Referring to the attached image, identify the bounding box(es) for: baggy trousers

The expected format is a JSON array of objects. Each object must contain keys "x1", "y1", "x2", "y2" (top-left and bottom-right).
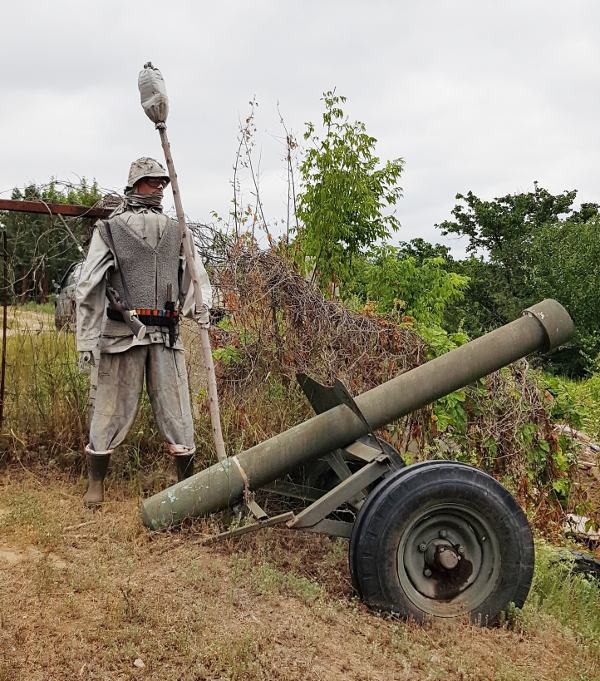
[{"x1": 87, "y1": 344, "x2": 195, "y2": 456}]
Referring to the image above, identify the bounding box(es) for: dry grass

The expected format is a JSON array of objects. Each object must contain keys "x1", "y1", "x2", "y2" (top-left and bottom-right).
[
  {"x1": 0, "y1": 470, "x2": 598, "y2": 681},
  {"x1": 1, "y1": 306, "x2": 53, "y2": 335}
]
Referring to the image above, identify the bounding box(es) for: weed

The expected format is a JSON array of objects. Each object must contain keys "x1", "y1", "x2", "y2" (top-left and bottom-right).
[
  {"x1": 522, "y1": 541, "x2": 600, "y2": 652},
  {"x1": 0, "y1": 488, "x2": 61, "y2": 546},
  {"x1": 231, "y1": 554, "x2": 325, "y2": 604},
  {"x1": 200, "y1": 634, "x2": 265, "y2": 681}
]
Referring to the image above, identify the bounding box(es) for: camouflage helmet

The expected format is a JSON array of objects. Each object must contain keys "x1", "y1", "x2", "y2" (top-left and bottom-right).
[{"x1": 125, "y1": 157, "x2": 170, "y2": 193}]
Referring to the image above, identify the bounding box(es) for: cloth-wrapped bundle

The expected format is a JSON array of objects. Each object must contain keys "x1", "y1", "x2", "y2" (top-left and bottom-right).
[{"x1": 138, "y1": 62, "x2": 169, "y2": 124}]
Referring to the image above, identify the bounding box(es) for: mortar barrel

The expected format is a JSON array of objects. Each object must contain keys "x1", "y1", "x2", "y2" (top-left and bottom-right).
[{"x1": 141, "y1": 299, "x2": 573, "y2": 530}]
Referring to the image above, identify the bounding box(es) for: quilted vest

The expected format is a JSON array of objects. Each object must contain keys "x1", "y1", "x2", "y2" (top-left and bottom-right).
[{"x1": 98, "y1": 212, "x2": 182, "y2": 310}]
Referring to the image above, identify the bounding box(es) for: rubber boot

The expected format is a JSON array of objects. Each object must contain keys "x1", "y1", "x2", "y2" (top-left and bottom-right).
[
  {"x1": 83, "y1": 453, "x2": 110, "y2": 507},
  {"x1": 175, "y1": 455, "x2": 194, "y2": 482}
]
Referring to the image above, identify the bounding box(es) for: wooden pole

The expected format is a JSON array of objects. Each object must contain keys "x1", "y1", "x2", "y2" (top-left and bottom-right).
[{"x1": 156, "y1": 123, "x2": 227, "y2": 462}]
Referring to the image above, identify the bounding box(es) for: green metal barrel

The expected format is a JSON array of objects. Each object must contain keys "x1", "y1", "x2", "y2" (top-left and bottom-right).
[{"x1": 141, "y1": 299, "x2": 573, "y2": 530}]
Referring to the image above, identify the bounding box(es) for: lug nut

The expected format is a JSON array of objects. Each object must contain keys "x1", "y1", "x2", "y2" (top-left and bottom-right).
[
  {"x1": 457, "y1": 546, "x2": 465, "y2": 555},
  {"x1": 424, "y1": 568, "x2": 432, "y2": 577},
  {"x1": 418, "y1": 543, "x2": 427, "y2": 552},
  {"x1": 439, "y1": 529, "x2": 447, "y2": 539}
]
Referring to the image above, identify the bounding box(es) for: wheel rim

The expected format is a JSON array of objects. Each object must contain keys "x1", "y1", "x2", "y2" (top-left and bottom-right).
[{"x1": 396, "y1": 502, "x2": 501, "y2": 617}]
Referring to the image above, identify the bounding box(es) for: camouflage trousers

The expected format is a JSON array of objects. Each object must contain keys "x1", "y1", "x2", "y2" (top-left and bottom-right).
[{"x1": 86, "y1": 344, "x2": 195, "y2": 456}]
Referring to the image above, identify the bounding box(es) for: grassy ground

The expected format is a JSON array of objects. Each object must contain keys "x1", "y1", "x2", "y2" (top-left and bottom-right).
[
  {"x1": 0, "y1": 470, "x2": 598, "y2": 681},
  {"x1": 2, "y1": 305, "x2": 599, "y2": 679}
]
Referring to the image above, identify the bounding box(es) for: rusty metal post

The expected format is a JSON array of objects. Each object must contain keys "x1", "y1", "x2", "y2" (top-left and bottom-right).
[{"x1": 0, "y1": 230, "x2": 8, "y2": 429}]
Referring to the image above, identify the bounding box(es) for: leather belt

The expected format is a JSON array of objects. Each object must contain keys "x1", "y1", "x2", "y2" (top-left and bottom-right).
[{"x1": 106, "y1": 307, "x2": 180, "y2": 327}]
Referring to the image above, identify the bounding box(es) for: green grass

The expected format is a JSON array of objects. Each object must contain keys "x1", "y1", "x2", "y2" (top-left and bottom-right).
[
  {"x1": 575, "y1": 374, "x2": 600, "y2": 440},
  {"x1": 18, "y1": 300, "x2": 55, "y2": 315},
  {"x1": 519, "y1": 541, "x2": 600, "y2": 653},
  {"x1": 0, "y1": 329, "x2": 88, "y2": 461},
  {"x1": 231, "y1": 554, "x2": 326, "y2": 605}
]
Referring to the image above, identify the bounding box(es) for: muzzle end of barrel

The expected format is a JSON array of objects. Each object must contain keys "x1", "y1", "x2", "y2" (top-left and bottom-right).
[
  {"x1": 523, "y1": 299, "x2": 575, "y2": 351},
  {"x1": 140, "y1": 500, "x2": 159, "y2": 530}
]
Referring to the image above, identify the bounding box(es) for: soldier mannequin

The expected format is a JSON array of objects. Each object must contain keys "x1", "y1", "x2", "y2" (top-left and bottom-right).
[{"x1": 76, "y1": 157, "x2": 212, "y2": 506}]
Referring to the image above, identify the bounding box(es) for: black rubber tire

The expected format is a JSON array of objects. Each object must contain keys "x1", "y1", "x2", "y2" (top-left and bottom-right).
[
  {"x1": 350, "y1": 462, "x2": 534, "y2": 625},
  {"x1": 349, "y1": 460, "x2": 473, "y2": 597}
]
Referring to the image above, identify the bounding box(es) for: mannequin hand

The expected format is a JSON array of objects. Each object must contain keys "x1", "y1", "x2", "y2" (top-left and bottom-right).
[
  {"x1": 78, "y1": 351, "x2": 95, "y2": 373},
  {"x1": 195, "y1": 304, "x2": 211, "y2": 329}
]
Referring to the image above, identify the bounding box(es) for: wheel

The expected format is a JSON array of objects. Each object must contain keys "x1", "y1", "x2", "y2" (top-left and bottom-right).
[
  {"x1": 349, "y1": 462, "x2": 534, "y2": 625},
  {"x1": 349, "y1": 460, "x2": 471, "y2": 597}
]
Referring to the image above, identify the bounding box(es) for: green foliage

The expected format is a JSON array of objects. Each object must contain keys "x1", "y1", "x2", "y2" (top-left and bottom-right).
[
  {"x1": 212, "y1": 345, "x2": 242, "y2": 366},
  {"x1": 414, "y1": 322, "x2": 469, "y2": 357},
  {"x1": 352, "y1": 245, "x2": 469, "y2": 327},
  {"x1": 296, "y1": 91, "x2": 404, "y2": 291},
  {"x1": 1, "y1": 178, "x2": 101, "y2": 303},
  {"x1": 433, "y1": 389, "x2": 467, "y2": 433},
  {"x1": 395, "y1": 237, "x2": 452, "y2": 263},
  {"x1": 523, "y1": 542, "x2": 600, "y2": 653},
  {"x1": 438, "y1": 183, "x2": 600, "y2": 376},
  {"x1": 438, "y1": 183, "x2": 586, "y2": 259},
  {"x1": 517, "y1": 421, "x2": 561, "y2": 488},
  {"x1": 530, "y1": 216, "x2": 600, "y2": 375},
  {"x1": 542, "y1": 374, "x2": 588, "y2": 430},
  {"x1": 551, "y1": 370, "x2": 600, "y2": 441}
]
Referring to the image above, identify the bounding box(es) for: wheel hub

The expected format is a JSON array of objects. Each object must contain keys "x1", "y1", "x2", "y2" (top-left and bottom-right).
[
  {"x1": 429, "y1": 542, "x2": 460, "y2": 571},
  {"x1": 398, "y1": 507, "x2": 499, "y2": 616},
  {"x1": 416, "y1": 535, "x2": 473, "y2": 597}
]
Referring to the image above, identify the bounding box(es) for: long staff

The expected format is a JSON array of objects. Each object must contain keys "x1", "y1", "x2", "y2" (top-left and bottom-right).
[{"x1": 138, "y1": 63, "x2": 226, "y2": 462}]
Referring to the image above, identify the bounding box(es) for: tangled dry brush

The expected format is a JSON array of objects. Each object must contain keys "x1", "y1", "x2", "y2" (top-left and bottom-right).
[{"x1": 208, "y1": 244, "x2": 562, "y2": 516}]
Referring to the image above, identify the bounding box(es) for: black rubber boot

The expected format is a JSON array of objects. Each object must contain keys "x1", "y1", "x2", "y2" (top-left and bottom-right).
[
  {"x1": 175, "y1": 455, "x2": 194, "y2": 482},
  {"x1": 83, "y1": 453, "x2": 110, "y2": 507}
]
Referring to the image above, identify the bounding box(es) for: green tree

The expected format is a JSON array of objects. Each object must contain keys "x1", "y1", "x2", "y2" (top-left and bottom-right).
[
  {"x1": 437, "y1": 183, "x2": 599, "y2": 334},
  {"x1": 530, "y1": 216, "x2": 600, "y2": 375},
  {"x1": 1, "y1": 179, "x2": 101, "y2": 302},
  {"x1": 395, "y1": 237, "x2": 452, "y2": 264},
  {"x1": 296, "y1": 91, "x2": 404, "y2": 293},
  {"x1": 352, "y1": 245, "x2": 469, "y2": 328}
]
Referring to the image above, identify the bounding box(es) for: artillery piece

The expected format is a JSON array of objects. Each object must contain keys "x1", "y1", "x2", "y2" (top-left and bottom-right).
[{"x1": 142, "y1": 300, "x2": 574, "y2": 624}]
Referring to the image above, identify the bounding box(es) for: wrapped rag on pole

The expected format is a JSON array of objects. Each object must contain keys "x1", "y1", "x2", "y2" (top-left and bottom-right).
[{"x1": 138, "y1": 62, "x2": 226, "y2": 462}]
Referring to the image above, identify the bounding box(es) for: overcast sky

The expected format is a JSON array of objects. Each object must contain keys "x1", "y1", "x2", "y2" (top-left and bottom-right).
[{"x1": 2, "y1": 1, "x2": 599, "y2": 256}]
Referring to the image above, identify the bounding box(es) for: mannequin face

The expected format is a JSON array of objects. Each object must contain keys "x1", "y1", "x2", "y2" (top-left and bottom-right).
[{"x1": 135, "y1": 177, "x2": 167, "y2": 195}]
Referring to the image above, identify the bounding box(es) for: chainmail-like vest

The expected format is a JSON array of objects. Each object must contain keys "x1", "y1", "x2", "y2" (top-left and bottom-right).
[{"x1": 98, "y1": 213, "x2": 182, "y2": 310}]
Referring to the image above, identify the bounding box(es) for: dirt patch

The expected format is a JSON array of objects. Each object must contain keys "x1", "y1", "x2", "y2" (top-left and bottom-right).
[
  {"x1": 1, "y1": 307, "x2": 54, "y2": 336},
  {"x1": 0, "y1": 543, "x2": 67, "y2": 569},
  {"x1": 0, "y1": 470, "x2": 598, "y2": 681}
]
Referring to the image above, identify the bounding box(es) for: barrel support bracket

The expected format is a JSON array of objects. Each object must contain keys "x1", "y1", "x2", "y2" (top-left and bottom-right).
[{"x1": 296, "y1": 373, "x2": 386, "y2": 455}]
